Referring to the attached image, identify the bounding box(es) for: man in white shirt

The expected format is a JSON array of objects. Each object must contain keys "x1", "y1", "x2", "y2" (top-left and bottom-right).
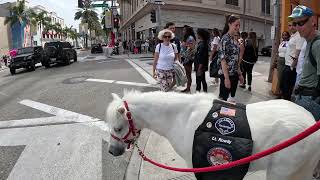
[
  {"x1": 281, "y1": 23, "x2": 305, "y2": 100},
  {"x1": 295, "y1": 41, "x2": 307, "y2": 86}
]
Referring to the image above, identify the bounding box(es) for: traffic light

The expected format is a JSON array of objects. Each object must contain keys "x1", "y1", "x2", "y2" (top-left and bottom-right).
[
  {"x1": 113, "y1": 17, "x2": 119, "y2": 29},
  {"x1": 150, "y1": 10, "x2": 156, "y2": 23},
  {"x1": 78, "y1": 0, "x2": 84, "y2": 8}
]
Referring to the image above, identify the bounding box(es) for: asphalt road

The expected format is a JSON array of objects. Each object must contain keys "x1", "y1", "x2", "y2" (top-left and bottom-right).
[{"x1": 0, "y1": 51, "x2": 156, "y2": 180}]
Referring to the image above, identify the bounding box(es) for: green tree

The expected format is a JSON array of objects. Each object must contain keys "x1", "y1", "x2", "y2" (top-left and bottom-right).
[
  {"x1": 4, "y1": 0, "x2": 33, "y2": 27},
  {"x1": 74, "y1": 0, "x2": 100, "y2": 45},
  {"x1": 29, "y1": 11, "x2": 51, "y2": 46}
]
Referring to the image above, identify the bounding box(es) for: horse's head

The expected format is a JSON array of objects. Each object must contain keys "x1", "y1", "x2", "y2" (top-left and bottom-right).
[{"x1": 106, "y1": 93, "x2": 140, "y2": 156}]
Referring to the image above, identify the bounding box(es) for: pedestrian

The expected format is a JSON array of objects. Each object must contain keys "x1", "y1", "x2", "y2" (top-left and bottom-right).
[
  {"x1": 217, "y1": 14, "x2": 244, "y2": 102},
  {"x1": 239, "y1": 32, "x2": 258, "y2": 91},
  {"x1": 180, "y1": 25, "x2": 196, "y2": 93},
  {"x1": 281, "y1": 20, "x2": 305, "y2": 101},
  {"x1": 165, "y1": 22, "x2": 181, "y2": 57},
  {"x1": 289, "y1": 5, "x2": 320, "y2": 122},
  {"x1": 274, "y1": 31, "x2": 291, "y2": 98},
  {"x1": 194, "y1": 28, "x2": 210, "y2": 93},
  {"x1": 209, "y1": 28, "x2": 221, "y2": 86},
  {"x1": 153, "y1": 29, "x2": 179, "y2": 92},
  {"x1": 144, "y1": 40, "x2": 149, "y2": 54}
]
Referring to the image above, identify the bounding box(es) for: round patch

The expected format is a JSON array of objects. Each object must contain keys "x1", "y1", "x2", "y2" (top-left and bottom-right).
[
  {"x1": 206, "y1": 122, "x2": 212, "y2": 128},
  {"x1": 212, "y1": 112, "x2": 219, "y2": 118},
  {"x1": 207, "y1": 147, "x2": 232, "y2": 166},
  {"x1": 215, "y1": 117, "x2": 236, "y2": 135}
]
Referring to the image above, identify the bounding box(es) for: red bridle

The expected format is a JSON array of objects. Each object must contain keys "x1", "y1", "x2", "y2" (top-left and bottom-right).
[{"x1": 110, "y1": 101, "x2": 141, "y2": 149}]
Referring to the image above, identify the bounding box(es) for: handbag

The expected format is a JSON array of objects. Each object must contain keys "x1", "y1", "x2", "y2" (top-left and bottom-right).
[{"x1": 209, "y1": 51, "x2": 219, "y2": 78}]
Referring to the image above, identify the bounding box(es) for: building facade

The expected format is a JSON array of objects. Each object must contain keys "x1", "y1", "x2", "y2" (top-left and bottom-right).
[
  {"x1": 31, "y1": 5, "x2": 65, "y2": 47},
  {"x1": 0, "y1": 2, "x2": 13, "y2": 55},
  {"x1": 118, "y1": 0, "x2": 274, "y2": 49}
]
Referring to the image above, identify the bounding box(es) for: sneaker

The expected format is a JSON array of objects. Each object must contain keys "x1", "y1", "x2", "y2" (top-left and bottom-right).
[
  {"x1": 180, "y1": 89, "x2": 190, "y2": 93},
  {"x1": 239, "y1": 84, "x2": 246, "y2": 88},
  {"x1": 248, "y1": 86, "x2": 251, "y2": 91}
]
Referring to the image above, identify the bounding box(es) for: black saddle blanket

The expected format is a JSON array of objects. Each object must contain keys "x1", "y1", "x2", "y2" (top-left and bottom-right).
[{"x1": 192, "y1": 100, "x2": 253, "y2": 180}]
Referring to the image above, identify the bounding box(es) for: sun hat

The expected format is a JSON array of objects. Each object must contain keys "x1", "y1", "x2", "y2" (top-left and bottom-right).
[{"x1": 288, "y1": 5, "x2": 313, "y2": 19}]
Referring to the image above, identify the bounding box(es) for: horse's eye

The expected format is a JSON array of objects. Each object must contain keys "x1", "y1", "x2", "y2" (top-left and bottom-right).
[{"x1": 114, "y1": 127, "x2": 122, "y2": 133}]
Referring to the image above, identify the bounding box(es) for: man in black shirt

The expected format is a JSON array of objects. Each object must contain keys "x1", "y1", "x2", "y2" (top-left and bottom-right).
[{"x1": 164, "y1": 22, "x2": 181, "y2": 55}]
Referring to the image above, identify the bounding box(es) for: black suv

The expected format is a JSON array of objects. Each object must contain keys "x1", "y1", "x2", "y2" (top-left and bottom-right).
[
  {"x1": 9, "y1": 46, "x2": 43, "y2": 75},
  {"x1": 42, "y1": 41, "x2": 77, "y2": 67},
  {"x1": 91, "y1": 44, "x2": 103, "y2": 54}
]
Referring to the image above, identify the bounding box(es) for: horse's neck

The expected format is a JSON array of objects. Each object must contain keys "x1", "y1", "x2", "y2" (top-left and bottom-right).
[{"x1": 125, "y1": 92, "x2": 214, "y2": 151}]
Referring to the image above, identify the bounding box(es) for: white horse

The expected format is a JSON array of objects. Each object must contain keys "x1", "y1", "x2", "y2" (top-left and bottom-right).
[{"x1": 106, "y1": 91, "x2": 320, "y2": 180}]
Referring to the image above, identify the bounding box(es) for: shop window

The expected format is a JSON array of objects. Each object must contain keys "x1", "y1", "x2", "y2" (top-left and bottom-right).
[{"x1": 226, "y1": 0, "x2": 238, "y2": 6}]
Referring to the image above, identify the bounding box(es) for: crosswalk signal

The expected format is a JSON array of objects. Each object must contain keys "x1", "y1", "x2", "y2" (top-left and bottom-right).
[
  {"x1": 78, "y1": 0, "x2": 84, "y2": 8},
  {"x1": 150, "y1": 10, "x2": 156, "y2": 23}
]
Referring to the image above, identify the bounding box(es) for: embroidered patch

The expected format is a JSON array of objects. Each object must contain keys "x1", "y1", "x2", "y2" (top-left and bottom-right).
[
  {"x1": 220, "y1": 107, "x2": 236, "y2": 117},
  {"x1": 215, "y1": 117, "x2": 236, "y2": 135},
  {"x1": 212, "y1": 112, "x2": 219, "y2": 118},
  {"x1": 206, "y1": 122, "x2": 212, "y2": 128},
  {"x1": 207, "y1": 147, "x2": 233, "y2": 166}
]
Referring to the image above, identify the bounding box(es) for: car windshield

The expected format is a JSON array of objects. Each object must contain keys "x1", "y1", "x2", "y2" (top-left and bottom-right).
[{"x1": 17, "y1": 47, "x2": 33, "y2": 55}]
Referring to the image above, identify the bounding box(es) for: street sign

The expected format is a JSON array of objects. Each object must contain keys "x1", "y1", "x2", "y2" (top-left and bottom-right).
[
  {"x1": 92, "y1": 4, "x2": 109, "y2": 8},
  {"x1": 105, "y1": 11, "x2": 112, "y2": 28}
]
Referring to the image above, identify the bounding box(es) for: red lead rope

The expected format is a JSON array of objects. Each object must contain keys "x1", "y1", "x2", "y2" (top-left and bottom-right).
[{"x1": 136, "y1": 120, "x2": 320, "y2": 173}]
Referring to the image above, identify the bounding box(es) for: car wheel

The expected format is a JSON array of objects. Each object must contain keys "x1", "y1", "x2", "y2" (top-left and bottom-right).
[
  {"x1": 10, "y1": 67, "x2": 16, "y2": 75},
  {"x1": 74, "y1": 53, "x2": 77, "y2": 62},
  {"x1": 65, "y1": 55, "x2": 71, "y2": 65},
  {"x1": 30, "y1": 61, "x2": 36, "y2": 71}
]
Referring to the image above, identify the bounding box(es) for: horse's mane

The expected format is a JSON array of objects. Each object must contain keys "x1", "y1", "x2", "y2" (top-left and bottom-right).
[{"x1": 122, "y1": 90, "x2": 216, "y2": 105}]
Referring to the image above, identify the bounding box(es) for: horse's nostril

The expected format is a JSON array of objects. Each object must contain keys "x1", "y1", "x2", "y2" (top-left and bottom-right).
[{"x1": 109, "y1": 150, "x2": 114, "y2": 155}]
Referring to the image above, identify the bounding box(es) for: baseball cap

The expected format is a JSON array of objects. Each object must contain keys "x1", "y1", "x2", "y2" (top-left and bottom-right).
[{"x1": 288, "y1": 5, "x2": 313, "y2": 19}]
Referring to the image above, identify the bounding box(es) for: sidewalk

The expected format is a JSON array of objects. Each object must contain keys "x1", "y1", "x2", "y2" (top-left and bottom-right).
[{"x1": 121, "y1": 53, "x2": 276, "y2": 180}]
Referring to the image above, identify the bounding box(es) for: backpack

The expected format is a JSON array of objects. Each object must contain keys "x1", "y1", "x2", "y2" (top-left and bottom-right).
[
  {"x1": 309, "y1": 36, "x2": 320, "y2": 68},
  {"x1": 158, "y1": 43, "x2": 175, "y2": 53}
]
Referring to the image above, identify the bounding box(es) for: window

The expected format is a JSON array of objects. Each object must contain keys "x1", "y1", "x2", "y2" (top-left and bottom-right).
[
  {"x1": 226, "y1": 0, "x2": 238, "y2": 6},
  {"x1": 262, "y1": 0, "x2": 270, "y2": 15}
]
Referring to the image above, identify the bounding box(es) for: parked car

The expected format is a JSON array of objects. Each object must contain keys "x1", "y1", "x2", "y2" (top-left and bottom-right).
[
  {"x1": 9, "y1": 46, "x2": 43, "y2": 75},
  {"x1": 261, "y1": 46, "x2": 272, "y2": 56},
  {"x1": 91, "y1": 44, "x2": 103, "y2": 54},
  {"x1": 42, "y1": 41, "x2": 77, "y2": 67}
]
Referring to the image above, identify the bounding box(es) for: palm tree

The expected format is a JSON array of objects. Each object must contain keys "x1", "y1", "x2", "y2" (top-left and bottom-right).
[
  {"x1": 74, "y1": 0, "x2": 100, "y2": 46},
  {"x1": 30, "y1": 11, "x2": 51, "y2": 46},
  {"x1": 4, "y1": 0, "x2": 34, "y2": 48}
]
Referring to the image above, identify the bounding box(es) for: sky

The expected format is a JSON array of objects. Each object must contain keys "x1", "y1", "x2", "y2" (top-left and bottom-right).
[{"x1": 0, "y1": 0, "x2": 108, "y2": 29}]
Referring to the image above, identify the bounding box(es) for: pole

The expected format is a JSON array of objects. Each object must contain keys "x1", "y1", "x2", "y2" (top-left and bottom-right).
[
  {"x1": 242, "y1": 0, "x2": 246, "y2": 31},
  {"x1": 268, "y1": 0, "x2": 280, "y2": 82},
  {"x1": 156, "y1": 4, "x2": 161, "y2": 34}
]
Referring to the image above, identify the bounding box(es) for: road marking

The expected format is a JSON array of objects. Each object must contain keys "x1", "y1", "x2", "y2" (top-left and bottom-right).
[
  {"x1": 86, "y1": 78, "x2": 115, "y2": 83},
  {"x1": 97, "y1": 60, "x2": 121, "y2": 63},
  {"x1": 125, "y1": 59, "x2": 157, "y2": 84},
  {"x1": 0, "y1": 99, "x2": 110, "y2": 133},
  {"x1": 86, "y1": 78, "x2": 156, "y2": 88}
]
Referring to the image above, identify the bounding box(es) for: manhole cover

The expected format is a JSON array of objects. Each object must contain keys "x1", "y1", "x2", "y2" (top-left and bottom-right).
[{"x1": 62, "y1": 76, "x2": 93, "y2": 84}]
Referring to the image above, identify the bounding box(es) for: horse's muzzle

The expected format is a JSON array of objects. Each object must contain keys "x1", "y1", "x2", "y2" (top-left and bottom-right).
[{"x1": 109, "y1": 145, "x2": 125, "y2": 156}]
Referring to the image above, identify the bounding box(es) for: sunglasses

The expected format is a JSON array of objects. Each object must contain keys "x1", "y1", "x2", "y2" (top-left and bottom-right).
[
  {"x1": 292, "y1": 18, "x2": 309, "y2": 27},
  {"x1": 163, "y1": 35, "x2": 171, "y2": 38}
]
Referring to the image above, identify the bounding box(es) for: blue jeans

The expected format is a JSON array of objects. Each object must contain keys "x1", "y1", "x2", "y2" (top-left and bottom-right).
[{"x1": 294, "y1": 95, "x2": 320, "y2": 121}]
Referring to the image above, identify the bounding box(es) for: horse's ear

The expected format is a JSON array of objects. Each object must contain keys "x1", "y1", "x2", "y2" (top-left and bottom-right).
[
  {"x1": 117, "y1": 107, "x2": 125, "y2": 114},
  {"x1": 111, "y1": 93, "x2": 121, "y2": 100}
]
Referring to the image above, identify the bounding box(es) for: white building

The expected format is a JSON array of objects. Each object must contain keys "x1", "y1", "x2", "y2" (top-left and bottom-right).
[
  {"x1": 31, "y1": 5, "x2": 65, "y2": 47},
  {"x1": 118, "y1": 0, "x2": 274, "y2": 49}
]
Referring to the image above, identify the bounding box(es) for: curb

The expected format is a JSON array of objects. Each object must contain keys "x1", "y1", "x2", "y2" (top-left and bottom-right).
[{"x1": 124, "y1": 129, "x2": 151, "y2": 180}]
